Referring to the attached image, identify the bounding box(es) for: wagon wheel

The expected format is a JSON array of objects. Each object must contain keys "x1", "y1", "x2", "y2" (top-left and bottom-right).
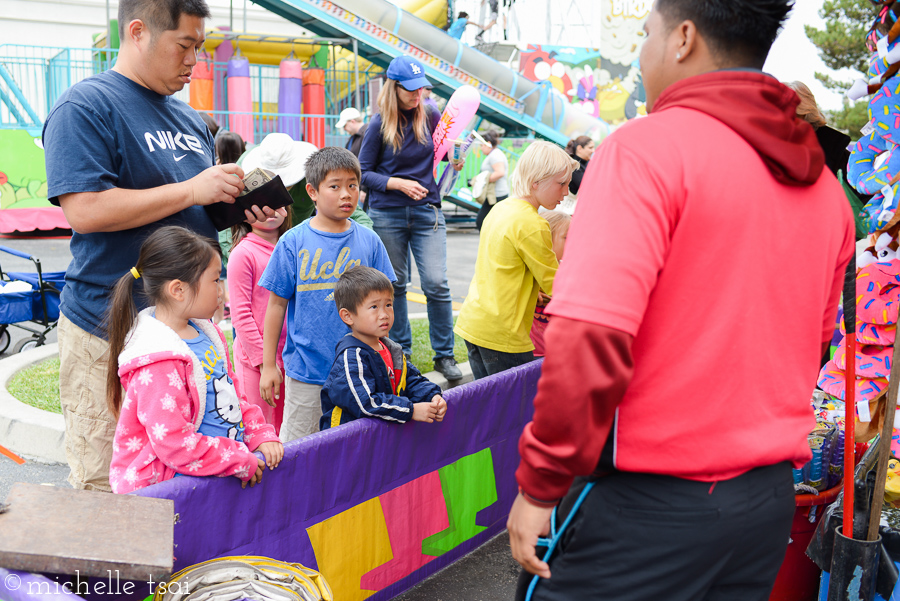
[
  {"x1": 0, "y1": 326, "x2": 9, "y2": 354},
  {"x1": 13, "y1": 337, "x2": 41, "y2": 354}
]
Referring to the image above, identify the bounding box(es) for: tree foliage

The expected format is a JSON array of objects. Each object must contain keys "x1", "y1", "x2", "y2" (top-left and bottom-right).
[{"x1": 804, "y1": 0, "x2": 877, "y2": 138}]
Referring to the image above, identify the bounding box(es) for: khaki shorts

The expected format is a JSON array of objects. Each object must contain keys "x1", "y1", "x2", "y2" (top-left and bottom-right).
[
  {"x1": 279, "y1": 378, "x2": 323, "y2": 443},
  {"x1": 58, "y1": 314, "x2": 116, "y2": 492}
]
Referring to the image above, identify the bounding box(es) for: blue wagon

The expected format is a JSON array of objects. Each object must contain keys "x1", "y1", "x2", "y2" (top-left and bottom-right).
[{"x1": 0, "y1": 246, "x2": 66, "y2": 354}]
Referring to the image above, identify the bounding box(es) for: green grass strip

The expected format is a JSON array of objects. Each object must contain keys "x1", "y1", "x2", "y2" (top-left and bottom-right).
[
  {"x1": 8, "y1": 357, "x2": 62, "y2": 414},
  {"x1": 409, "y1": 317, "x2": 468, "y2": 374},
  {"x1": 4, "y1": 319, "x2": 466, "y2": 414}
]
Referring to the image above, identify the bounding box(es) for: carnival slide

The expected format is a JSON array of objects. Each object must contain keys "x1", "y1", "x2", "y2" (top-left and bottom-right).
[{"x1": 253, "y1": 0, "x2": 609, "y2": 144}]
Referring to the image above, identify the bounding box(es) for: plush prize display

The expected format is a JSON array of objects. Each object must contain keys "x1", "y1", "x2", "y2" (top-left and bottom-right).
[
  {"x1": 818, "y1": 248, "x2": 900, "y2": 448},
  {"x1": 859, "y1": 221, "x2": 900, "y2": 267},
  {"x1": 849, "y1": 77, "x2": 900, "y2": 231},
  {"x1": 816, "y1": 1, "x2": 900, "y2": 455},
  {"x1": 848, "y1": 4, "x2": 900, "y2": 233}
]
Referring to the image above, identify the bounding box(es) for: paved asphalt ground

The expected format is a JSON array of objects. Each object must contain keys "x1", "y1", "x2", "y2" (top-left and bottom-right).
[{"x1": 0, "y1": 220, "x2": 523, "y2": 601}]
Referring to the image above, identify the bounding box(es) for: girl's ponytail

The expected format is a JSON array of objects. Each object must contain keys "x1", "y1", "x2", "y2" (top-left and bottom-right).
[
  {"x1": 105, "y1": 270, "x2": 139, "y2": 417},
  {"x1": 103, "y1": 226, "x2": 221, "y2": 418}
]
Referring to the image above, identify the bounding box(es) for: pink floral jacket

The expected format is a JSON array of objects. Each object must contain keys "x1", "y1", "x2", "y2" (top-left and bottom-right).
[{"x1": 109, "y1": 308, "x2": 279, "y2": 493}]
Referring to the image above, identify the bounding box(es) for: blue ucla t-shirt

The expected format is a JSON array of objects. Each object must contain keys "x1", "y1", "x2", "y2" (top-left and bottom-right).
[
  {"x1": 258, "y1": 219, "x2": 396, "y2": 385},
  {"x1": 184, "y1": 324, "x2": 245, "y2": 442},
  {"x1": 42, "y1": 70, "x2": 216, "y2": 337}
]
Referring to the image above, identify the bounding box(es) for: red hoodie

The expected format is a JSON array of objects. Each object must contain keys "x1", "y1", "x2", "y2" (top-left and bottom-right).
[
  {"x1": 516, "y1": 70, "x2": 854, "y2": 502},
  {"x1": 654, "y1": 69, "x2": 825, "y2": 186}
]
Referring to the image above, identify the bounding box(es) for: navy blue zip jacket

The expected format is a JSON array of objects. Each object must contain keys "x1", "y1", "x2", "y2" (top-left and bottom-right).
[
  {"x1": 320, "y1": 334, "x2": 442, "y2": 430},
  {"x1": 358, "y1": 106, "x2": 442, "y2": 209}
]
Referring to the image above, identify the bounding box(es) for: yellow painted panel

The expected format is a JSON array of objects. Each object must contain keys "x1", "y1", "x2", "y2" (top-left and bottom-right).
[{"x1": 307, "y1": 498, "x2": 393, "y2": 601}]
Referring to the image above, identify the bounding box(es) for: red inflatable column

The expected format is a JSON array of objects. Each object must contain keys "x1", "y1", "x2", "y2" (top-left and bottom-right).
[
  {"x1": 302, "y1": 68, "x2": 325, "y2": 148},
  {"x1": 189, "y1": 51, "x2": 214, "y2": 117}
]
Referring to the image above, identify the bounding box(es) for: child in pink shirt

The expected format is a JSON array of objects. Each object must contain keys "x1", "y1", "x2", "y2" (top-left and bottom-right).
[
  {"x1": 530, "y1": 210, "x2": 570, "y2": 357},
  {"x1": 228, "y1": 209, "x2": 293, "y2": 434},
  {"x1": 106, "y1": 226, "x2": 283, "y2": 493}
]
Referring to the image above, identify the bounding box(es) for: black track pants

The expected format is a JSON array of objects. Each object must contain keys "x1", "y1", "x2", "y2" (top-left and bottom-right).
[{"x1": 516, "y1": 463, "x2": 795, "y2": 601}]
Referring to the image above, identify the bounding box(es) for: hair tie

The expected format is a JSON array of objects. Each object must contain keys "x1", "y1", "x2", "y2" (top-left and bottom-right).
[{"x1": 130, "y1": 267, "x2": 141, "y2": 279}]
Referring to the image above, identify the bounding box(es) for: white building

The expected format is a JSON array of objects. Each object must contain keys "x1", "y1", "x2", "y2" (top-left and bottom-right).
[{"x1": 0, "y1": 0, "x2": 307, "y2": 49}]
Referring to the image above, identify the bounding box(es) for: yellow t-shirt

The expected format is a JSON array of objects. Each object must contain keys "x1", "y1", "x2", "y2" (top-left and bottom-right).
[{"x1": 455, "y1": 198, "x2": 559, "y2": 353}]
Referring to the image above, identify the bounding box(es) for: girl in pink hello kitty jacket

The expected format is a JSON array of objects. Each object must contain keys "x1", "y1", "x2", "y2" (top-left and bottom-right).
[{"x1": 106, "y1": 226, "x2": 283, "y2": 494}]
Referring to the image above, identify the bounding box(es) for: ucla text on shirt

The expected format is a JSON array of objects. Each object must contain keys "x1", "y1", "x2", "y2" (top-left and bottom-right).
[
  {"x1": 296, "y1": 247, "x2": 361, "y2": 291},
  {"x1": 199, "y1": 344, "x2": 222, "y2": 381}
]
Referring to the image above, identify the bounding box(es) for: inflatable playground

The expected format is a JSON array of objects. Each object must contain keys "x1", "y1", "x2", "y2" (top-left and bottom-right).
[{"x1": 0, "y1": 0, "x2": 646, "y2": 234}]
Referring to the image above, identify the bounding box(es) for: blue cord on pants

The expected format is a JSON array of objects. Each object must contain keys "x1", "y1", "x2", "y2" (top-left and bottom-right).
[{"x1": 525, "y1": 481, "x2": 596, "y2": 601}]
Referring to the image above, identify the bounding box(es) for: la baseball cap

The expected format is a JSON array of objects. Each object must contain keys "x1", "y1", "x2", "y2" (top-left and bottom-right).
[{"x1": 386, "y1": 55, "x2": 431, "y2": 91}]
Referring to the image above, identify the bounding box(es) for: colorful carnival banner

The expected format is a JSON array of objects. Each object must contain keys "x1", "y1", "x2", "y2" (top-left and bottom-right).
[
  {"x1": 599, "y1": 0, "x2": 649, "y2": 122},
  {"x1": 122, "y1": 361, "x2": 543, "y2": 601},
  {"x1": 518, "y1": 0, "x2": 650, "y2": 125}
]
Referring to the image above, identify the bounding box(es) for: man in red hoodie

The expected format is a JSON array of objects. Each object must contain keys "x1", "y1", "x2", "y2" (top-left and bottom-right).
[{"x1": 508, "y1": 1, "x2": 855, "y2": 599}]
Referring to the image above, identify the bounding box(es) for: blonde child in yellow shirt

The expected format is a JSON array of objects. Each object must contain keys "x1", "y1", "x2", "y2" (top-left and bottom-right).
[{"x1": 454, "y1": 142, "x2": 579, "y2": 379}]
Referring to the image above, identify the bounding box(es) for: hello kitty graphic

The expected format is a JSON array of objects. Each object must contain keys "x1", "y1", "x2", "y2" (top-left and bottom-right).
[{"x1": 210, "y1": 374, "x2": 244, "y2": 440}]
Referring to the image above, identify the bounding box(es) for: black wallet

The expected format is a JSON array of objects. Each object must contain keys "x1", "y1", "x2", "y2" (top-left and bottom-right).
[{"x1": 204, "y1": 175, "x2": 293, "y2": 230}]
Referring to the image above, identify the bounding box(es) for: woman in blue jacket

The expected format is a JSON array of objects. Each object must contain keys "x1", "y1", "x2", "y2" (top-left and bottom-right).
[{"x1": 358, "y1": 56, "x2": 465, "y2": 381}]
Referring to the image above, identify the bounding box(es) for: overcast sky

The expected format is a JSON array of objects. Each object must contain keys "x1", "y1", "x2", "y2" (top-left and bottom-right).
[{"x1": 764, "y1": 0, "x2": 852, "y2": 112}]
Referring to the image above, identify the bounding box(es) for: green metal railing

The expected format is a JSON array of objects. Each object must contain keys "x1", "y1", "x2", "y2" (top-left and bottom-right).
[
  {"x1": 0, "y1": 43, "x2": 379, "y2": 142},
  {"x1": 0, "y1": 45, "x2": 117, "y2": 130}
]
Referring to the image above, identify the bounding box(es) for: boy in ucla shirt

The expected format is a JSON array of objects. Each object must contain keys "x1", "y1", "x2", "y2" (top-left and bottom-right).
[{"x1": 259, "y1": 148, "x2": 395, "y2": 442}]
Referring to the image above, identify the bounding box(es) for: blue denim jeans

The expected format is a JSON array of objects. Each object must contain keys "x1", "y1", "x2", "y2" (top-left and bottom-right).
[{"x1": 369, "y1": 204, "x2": 455, "y2": 359}]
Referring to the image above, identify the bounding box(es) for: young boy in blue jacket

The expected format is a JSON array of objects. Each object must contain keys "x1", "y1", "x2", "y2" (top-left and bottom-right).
[{"x1": 320, "y1": 266, "x2": 448, "y2": 430}]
